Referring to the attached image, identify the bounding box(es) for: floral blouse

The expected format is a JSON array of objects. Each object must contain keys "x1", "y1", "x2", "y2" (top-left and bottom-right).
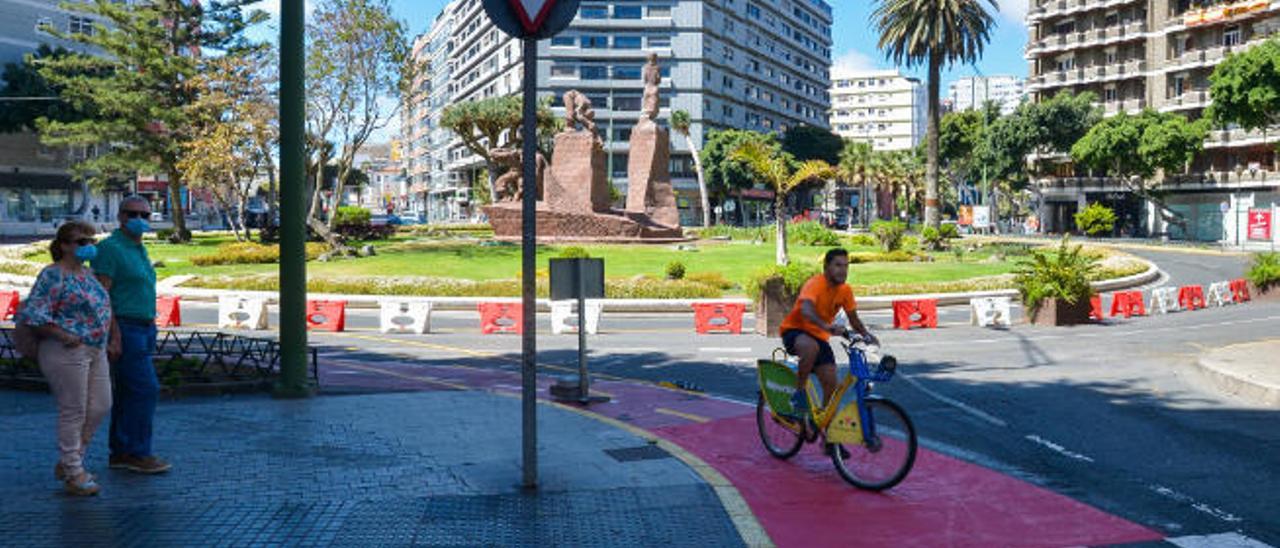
[{"x1": 18, "y1": 264, "x2": 113, "y2": 348}]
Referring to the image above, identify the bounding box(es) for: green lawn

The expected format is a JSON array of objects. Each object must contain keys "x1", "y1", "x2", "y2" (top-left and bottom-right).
[{"x1": 143, "y1": 236, "x2": 1020, "y2": 289}]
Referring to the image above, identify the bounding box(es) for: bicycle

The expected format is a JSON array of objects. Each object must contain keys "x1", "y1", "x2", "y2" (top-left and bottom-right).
[{"x1": 756, "y1": 334, "x2": 918, "y2": 490}]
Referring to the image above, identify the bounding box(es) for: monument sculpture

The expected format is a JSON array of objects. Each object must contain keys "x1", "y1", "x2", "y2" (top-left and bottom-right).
[{"x1": 483, "y1": 55, "x2": 684, "y2": 242}]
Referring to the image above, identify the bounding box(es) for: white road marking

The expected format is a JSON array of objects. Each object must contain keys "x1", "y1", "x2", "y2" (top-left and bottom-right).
[
  {"x1": 900, "y1": 375, "x2": 1009, "y2": 428},
  {"x1": 713, "y1": 357, "x2": 756, "y2": 366},
  {"x1": 1168, "y1": 532, "x2": 1272, "y2": 548},
  {"x1": 1023, "y1": 434, "x2": 1095, "y2": 463},
  {"x1": 1150, "y1": 484, "x2": 1245, "y2": 523},
  {"x1": 890, "y1": 314, "x2": 1280, "y2": 349}
]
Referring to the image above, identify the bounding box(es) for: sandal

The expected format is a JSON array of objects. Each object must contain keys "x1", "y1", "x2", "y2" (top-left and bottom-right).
[
  {"x1": 64, "y1": 472, "x2": 100, "y2": 496},
  {"x1": 54, "y1": 462, "x2": 68, "y2": 481}
]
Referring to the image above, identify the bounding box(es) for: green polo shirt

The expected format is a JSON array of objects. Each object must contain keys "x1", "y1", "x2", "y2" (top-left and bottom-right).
[{"x1": 92, "y1": 229, "x2": 157, "y2": 321}]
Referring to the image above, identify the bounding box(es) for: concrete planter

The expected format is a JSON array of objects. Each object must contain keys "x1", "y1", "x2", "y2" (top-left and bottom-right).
[
  {"x1": 1249, "y1": 282, "x2": 1280, "y2": 302},
  {"x1": 754, "y1": 279, "x2": 795, "y2": 336},
  {"x1": 1028, "y1": 296, "x2": 1094, "y2": 327}
]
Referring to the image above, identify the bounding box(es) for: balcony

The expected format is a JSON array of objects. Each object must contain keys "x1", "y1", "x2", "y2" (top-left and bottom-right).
[
  {"x1": 1160, "y1": 90, "x2": 1211, "y2": 112},
  {"x1": 1028, "y1": 59, "x2": 1146, "y2": 91},
  {"x1": 1103, "y1": 98, "x2": 1147, "y2": 115},
  {"x1": 1028, "y1": 0, "x2": 1143, "y2": 23},
  {"x1": 1204, "y1": 126, "x2": 1280, "y2": 148},
  {"x1": 1167, "y1": 0, "x2": 1278, "y2": 31},
  {"x1": 1165, "y1": 169, "x2": 1280, "y2": 189},
  {"x1": 1026, "y1": 21, "x2": 1148, "y2": 56},
  {"x1": 1164, "y1": 38, "x2": 1267, "y2": 72}
]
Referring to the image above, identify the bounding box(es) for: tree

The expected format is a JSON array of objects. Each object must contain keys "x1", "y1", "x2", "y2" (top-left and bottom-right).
[
  {"x1": 838, "y1": 141, "x2": 875, "y2": 226},
  {"x1": 1207, "y1": 38, "x2": 1280, "y2": 134},
  {"x1": 671, "y1": 109, "x2": 710, "y2": 227},
  {"x1": 701, "y1": 129, "x2": 779, "y2": 217},
  {"x1": 1071, "y1": 109, "x2": 1208, "y2": 228},
  {"x1": 306, "y1": 0, "x2": 409, "y2": 247},
  {"x1": 0, "y1": 46, "x2": 92, "y2": 133},
  {"x1": 782, "y1": 124, "x2": 843, "y2": 165},
  {"x1": 730, "y1": 141, "x2": 834, "y2": 265},
  {"x1": 439, "y1": 95, "x2": 557, "y2": 208},
  {"x1": 875, "y1": 0, "x2": 998, "y2": 231},
  {"x1": 35, "y1": 0, "x2": 265, "y2": 242}
]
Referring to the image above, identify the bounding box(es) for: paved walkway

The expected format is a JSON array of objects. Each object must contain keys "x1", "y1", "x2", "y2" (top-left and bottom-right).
[
  {"x1": 0, "y1": 387, "x2": 745, "y2": 547},
  {"x1": 1198, "y1": 338, "x2": 1280, "y2": 407}
]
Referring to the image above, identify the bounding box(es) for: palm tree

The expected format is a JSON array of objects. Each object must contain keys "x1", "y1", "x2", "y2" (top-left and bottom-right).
[
  {"x1": 671, "y1": 110, "x2": 711, "y2": 227},
  {"x1": 731, "y1": 141, "x2": 835, "y2": 265},
  {"x1": 874, "y1": 0, "x2": 998, "y2": 231},
  {"x1": 838, "y1": 141, "x2": 875, "y2": 227}
]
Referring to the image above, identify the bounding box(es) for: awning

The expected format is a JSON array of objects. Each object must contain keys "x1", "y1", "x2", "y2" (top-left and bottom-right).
[{"x1": 0, "y1": 172, "x2": 79, "y2": 190}]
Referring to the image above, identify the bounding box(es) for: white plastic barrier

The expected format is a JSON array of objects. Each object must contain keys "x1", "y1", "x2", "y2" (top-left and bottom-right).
[
  {"x1": 379, "y1": 300, "x2": 433, "y2": 334},
  {"x1": 550, "y1": 300, "x2": 603, "y2": 335},
  {"x1": 969, "y1": 296, "x2": 1012, "y2": 327},
  {"x1": 1149, "y1": 287, "x2": 1179, "y2": 314},
  {"x1": 218, "y1": 296, "x2": 269, "y2": 330},
  {"x1": 1207, "y1": 281, "x2": 1232, "y2": 307}
]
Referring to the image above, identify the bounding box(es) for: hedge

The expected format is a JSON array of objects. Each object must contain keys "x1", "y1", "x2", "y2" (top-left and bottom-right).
[{"x1": 190, "y1": 242, "x2": 328, "y2": 266}]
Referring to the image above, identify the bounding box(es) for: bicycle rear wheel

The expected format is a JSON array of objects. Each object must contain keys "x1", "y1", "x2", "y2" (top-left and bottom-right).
[
  {"x1": 830, "y1": 397, "x2": 917, "y2": 491},
  {"x1": 757, "y1": 392, "x2": 803, "y2": 459}
]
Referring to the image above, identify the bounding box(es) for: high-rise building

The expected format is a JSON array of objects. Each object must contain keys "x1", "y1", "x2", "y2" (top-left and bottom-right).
[
  {"x1": 828, "y1": 69, "x2": 925, "y2": 151},
  {"x1": 947, "y1": 75, "x2": 1026, "y2": 115},
  {"x1": 1025, "y1": 0, "x2": 1280, "y2": 242},
  {"x1": 402, "y1": 0, "x2": 834, "y2": 225}
]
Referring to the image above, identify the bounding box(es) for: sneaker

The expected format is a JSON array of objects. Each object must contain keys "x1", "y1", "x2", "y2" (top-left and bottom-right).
[
  {"x1": 110, "y1": 454, "x2": 172, "y2": 475},
  {"x1": 63, "y1": 472, "x2": 100, "y2": 497},
  {"x1": 786, "y1": 390, "x2": 809, "y2": 419},
  {"x1": 824, "y1": 443, "x2": 852, "y2": 459}
]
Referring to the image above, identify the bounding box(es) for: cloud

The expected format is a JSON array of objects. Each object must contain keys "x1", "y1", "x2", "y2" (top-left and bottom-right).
[
  {"x1": 831, "y1": 50, "x2": 883, "y2": 76},
  {"x1": 994, "y1": 0, "x2": 1028, "y2": 27}
]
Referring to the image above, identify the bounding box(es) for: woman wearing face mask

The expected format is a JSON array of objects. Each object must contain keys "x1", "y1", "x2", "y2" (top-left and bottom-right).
[{"x1": 16, "y1": 220, "x2": 114, "y2": 496}]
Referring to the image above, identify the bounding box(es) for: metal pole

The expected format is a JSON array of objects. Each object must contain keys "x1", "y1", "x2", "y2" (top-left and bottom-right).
[
  {"x1": 519, "y1": 37, "x2": 538, "y2": 490},
  {"x1": 576, "y1": 264, "x2": 588, "y2": 400},
  {"x1": 274, "y1": 0, "x2": 310, "y2": 399}
]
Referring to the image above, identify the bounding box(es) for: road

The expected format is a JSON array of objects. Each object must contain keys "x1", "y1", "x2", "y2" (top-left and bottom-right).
[{"x1": 172, "y1": 246, "x2": 1278, "y2": 545}]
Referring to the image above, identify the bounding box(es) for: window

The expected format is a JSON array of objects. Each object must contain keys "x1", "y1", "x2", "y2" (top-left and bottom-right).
[
  {"x1": 69, "y1": 15, "x2": 94, "y2": 35},
  {"x1": 747, "y1": 4, "x2": 761, "y2": 18},
  {"x1": 1173, "y1": 75, "x2": 1186, "y2": 96},
  {"x1": 614, "y1": 96, "x2": 642, "y2": 111},
  {"x1": 614, "y1": 36, "x2": 642, "y2": 49},
  {"x1": 581, "y1": 66, "x2": 608, "y2": 80},
  {"x1": 1104, "y1": 87, "x2": 1118, "y2": 102},
  {"x1": 615, "y1": 127, "x2": 632, "y2": 141},
  {"x1": 1056, "y1": 56, "x2": 1075, "y2": 71},
  {"x1": 34, "y1": 16, "x2": 54, "y2": 34},
  {"x1": 1224, "y1": 26, "x2": 1242, "y2": 47},
  {"x1": 648, "y1": 36, "x2": 671, "y2": 48},
  {"x1": 551, "y1": 35, "x2": 575, "y2": 47},
  {"x1": 613, "y1": 65, "x2": 642, "y2": 79},
  {"x1": 1105, "y1": 48, "x2": 1118, "y2": 64},
  {"x1": 648, "y1": 5, "x2": 672, "y2": 17},
  {"x1": 581, "y1": 5, "x2": 608, "y2": 18},
  {"x1": 582, "y1": 35, "x2": 608, "y2": 48},
  {"x1": 614, "y1": 5, "x2": 642, "y2": 19},
  {"x1": 551, "y1": 64, "x2": 576, "y2": 78}
]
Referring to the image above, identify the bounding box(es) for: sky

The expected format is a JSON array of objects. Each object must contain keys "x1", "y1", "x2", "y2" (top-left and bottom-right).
[{"x1": 253, "y1": 0, "x2": 1031, "y2": 140}]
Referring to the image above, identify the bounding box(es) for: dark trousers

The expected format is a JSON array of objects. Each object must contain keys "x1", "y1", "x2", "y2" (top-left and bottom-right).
[{"x1": 109, "y1": 321, "x2": 158, "y2": 458}]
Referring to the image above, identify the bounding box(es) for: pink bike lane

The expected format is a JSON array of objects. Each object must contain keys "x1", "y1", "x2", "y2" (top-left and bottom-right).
[{"x1": 325, "y1": 357, "x2": 1164, "y2": 547}]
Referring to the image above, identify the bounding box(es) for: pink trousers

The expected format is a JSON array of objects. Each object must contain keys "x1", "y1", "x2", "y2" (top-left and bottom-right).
[{"x1": 38, "y1": 339, "x2": 112, "y2": 477}]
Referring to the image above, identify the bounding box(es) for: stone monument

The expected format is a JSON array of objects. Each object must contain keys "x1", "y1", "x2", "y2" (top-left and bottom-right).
[{"x1": 483, "y1": 65, "x2": 684, "y2": 242}]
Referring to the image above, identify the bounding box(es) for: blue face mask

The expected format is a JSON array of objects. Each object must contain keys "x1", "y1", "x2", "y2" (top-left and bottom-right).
[
  {"x1": 126, "y1": 217, "x2": 150, "y2": 236},
  {"x1": 74, "y1": 244, "x2": 98, "y2": 262}
]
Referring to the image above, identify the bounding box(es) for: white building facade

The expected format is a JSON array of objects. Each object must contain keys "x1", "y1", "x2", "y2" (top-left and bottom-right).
[
  {"x1": 402, "y1": 0, "x2": 834, "y2": 225},
  {"x1": 947, "y1": 75, "x2": 1026, "y2": 115},
  {"x1": 828, "y1": 69, "x2": 925, "y2": 152}
]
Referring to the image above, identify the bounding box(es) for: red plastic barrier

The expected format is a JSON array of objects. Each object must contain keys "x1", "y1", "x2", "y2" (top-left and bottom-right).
[
  {"x1": 1109, "y1": 291, "x2": 1146, "y2": 318},
  {"x1": 892, "y1": 299, "x2": 938, "y2": 330},
  {"x1": 1089, "y1": 295, "x2": 1104, "y2": 321},
  {"x1": 692, "y1": 302, "x2": 745, "y2": 334},
  {"x1": 1178, "y1": 285, "x2": 1206, "y2": 311},
  {"x1": 0, "y1": 290, "x2": 18, "y2": 321},
  {"x1": 306, "y1": 300, "x2": 347, "y2": 332},
  {"x1": 155, "y1": 295, "x2": 182, "y2": 327},
  {"x1": 478, "y1": 302, "x2": 523, "y2": 335},
  {"x1": 1229, "y1": 279, "x2": 1252, "y2": 303}
]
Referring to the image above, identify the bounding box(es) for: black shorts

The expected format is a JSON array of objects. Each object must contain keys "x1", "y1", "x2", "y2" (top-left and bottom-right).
[{"x1": 782, "y1": 329, "x2": 836, "y2": 368}]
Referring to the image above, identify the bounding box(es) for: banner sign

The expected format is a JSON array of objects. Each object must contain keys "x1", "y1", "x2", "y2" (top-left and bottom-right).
[{"x1": 1247, "y1": 208, "x2": 1272, "y2": 241}]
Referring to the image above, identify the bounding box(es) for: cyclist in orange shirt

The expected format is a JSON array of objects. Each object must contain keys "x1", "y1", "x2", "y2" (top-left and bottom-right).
[{"x1": 779, "y1": 249, "x2": 876, "y2": 423}]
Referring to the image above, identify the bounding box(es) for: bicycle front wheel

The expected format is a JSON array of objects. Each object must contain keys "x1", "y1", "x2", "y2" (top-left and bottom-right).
[
  {"x1": 757, "y1": 392, "x2": 803, "y2": 459},
  {"x1": 830, "y1": 397, "x2": 917, "y2": 491}
]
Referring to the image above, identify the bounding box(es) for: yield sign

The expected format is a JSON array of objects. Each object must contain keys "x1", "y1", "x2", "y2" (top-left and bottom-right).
[{"x1": 509, "y1": 0, "x2": 558, "y2": 33}]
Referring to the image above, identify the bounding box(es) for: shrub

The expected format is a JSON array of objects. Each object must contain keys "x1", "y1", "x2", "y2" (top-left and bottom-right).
[
  {"x1": 332, "y1": 206, "x2": 371, "y2": 226},
  {"x1": 1074, "y1": 203, "x2": 1117, "y2": 237},
  {"x1": 1013, "y1": 236, "x2": 1100, "y2": 311},
  {"x1": 921, "y1": 227, "x2": 945, "y2": 250},
  {"x1": 690, "y1": 225, "x2": 769, "y2": 241},
  {"x1": 746, "y1": 260, "x2": 820, "y2": 302},
  {"x1": 190, "y1": 242, "x2": 327, "y2": 266},
  {"x1": 846, "y1": 233, "x2": 877, "y2": 248},
  {"x1": 1246, "y1": 252, "x2": 1280, "y2": 291},
  {"x1": 848, "y1": 250, "x2": 917, "y2": 264},
  {"x1": 685, "y1": 271, "x2": 736, "y2": 290},
  {"x1": 332, "y1": 206, "x2": 394, "y2": 241},
  {"x1": 787, "y1": 221, "x2": 842, "y2": 246},
  {"x1": 184, "y1": 274, "x2": 722, "y2": 299},
  {"x1": 939, "y1": 223, "x2": 960, "y2": 240},
  {"x1": 556, "y1": 246, "x2": 591, "y2": 259},
  {"x1": 665, "y1": 260, "x2": 686, "y2": 280},
  {"x1": 870, "y1": 220, "x2": 907, "y2": 251}
]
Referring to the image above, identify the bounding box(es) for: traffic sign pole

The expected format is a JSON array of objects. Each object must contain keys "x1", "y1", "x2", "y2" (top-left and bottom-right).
[{"x1": 519, "y1": 36, "x2": 539, "y2": 490}]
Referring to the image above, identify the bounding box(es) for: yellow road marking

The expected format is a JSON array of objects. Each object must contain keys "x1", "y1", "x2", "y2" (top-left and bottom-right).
[{"x1": 654, "y1": 407, "x2": 711, "y2": 424}]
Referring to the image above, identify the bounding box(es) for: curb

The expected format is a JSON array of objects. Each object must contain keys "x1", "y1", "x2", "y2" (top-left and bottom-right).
[{"x1": 1196, "y1": 342, "x2": 1280, "y2": 407}]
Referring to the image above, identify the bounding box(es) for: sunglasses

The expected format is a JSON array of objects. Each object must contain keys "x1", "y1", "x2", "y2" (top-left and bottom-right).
[{"x1": 122, "y1": 210, "x2": 150, "y2": 219}]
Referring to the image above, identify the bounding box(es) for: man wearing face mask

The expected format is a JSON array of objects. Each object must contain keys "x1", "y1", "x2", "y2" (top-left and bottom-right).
[{"x1": 92, "y1": 196, "x2": 171, "y2": 475}]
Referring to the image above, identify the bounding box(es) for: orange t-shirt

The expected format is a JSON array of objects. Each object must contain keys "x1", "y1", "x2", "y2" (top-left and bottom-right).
[{"x1": 778, "y1": 274, "x2": 856, "y2": 341}]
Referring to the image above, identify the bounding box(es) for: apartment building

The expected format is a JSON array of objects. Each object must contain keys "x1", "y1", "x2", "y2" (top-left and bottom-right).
[
  {"x1": 947, "y1": 74, "x2": 1026, "y2": 115},
  {"x1": 828, "y1": 69, "x2": 925, "y2": 152},
  {"x1": 1026, "y1": 0, "x2": 1280, "y2": 245},
  {"x1": 401, "y1": 0, "x2": 834, "y2": 225}
]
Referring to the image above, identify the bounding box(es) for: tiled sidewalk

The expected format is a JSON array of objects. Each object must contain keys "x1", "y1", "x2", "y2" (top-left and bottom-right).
[{"x1": 0, "y1": 389, "x2": 744, "y2": 547}]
